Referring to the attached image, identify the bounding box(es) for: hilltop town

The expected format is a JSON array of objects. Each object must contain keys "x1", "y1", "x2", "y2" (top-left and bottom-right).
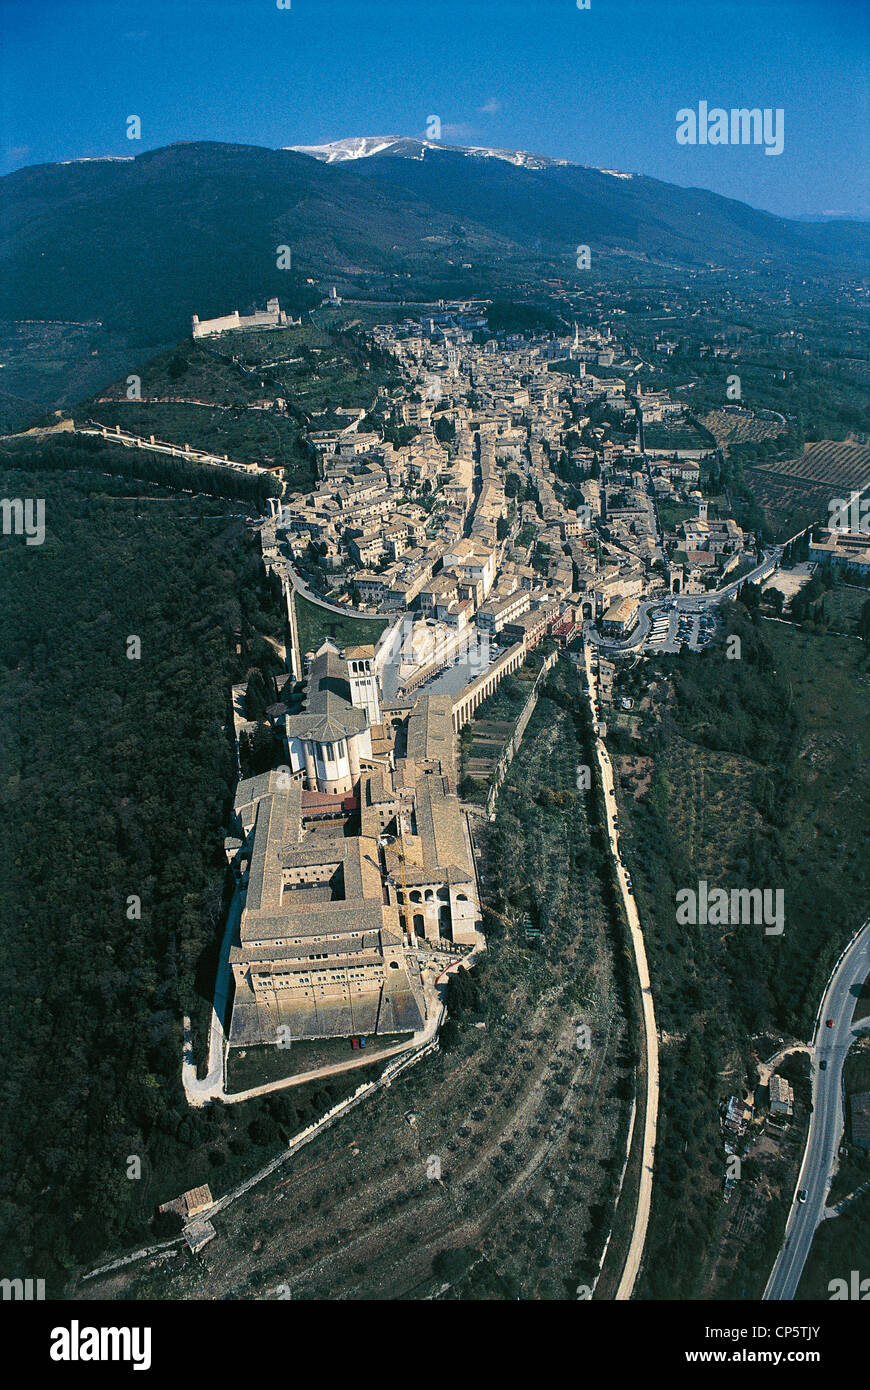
[
  {"x1": 211, "y1": 296, "x2": 778, "y2": 1071},
  {"x1": 6, "y1": 0, "x2": 870, "y2": 1320},
  {"x1": 71, "y1": 284, "x2": 870, "y2": 638},
  {"x1": 261, "y1": 299, "x2": 762, "y2": 648}
]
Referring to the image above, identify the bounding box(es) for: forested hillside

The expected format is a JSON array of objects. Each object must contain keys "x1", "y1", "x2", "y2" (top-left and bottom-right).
[
  {"x1": 0, "y1": 458, "x2": 354, "y2": 1290},
  {"x1": 608, "y1": 604, "x2": 870, "y2": 1298}
]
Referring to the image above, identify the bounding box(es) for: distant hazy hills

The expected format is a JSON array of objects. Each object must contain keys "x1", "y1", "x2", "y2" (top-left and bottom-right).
[{"x1": 0, "y1": 138, "x2": 866, "y2": 413}]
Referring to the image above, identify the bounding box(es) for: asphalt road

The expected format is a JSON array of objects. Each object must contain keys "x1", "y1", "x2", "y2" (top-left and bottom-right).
[
  {"x1": 589, "y1": 548, "x2": 781, "y2": 654},
  {"x1": 674, "y1": 546, "x2": 781, "y2": 609},
  {"x1": 764, "y1": 918, "x2": 870, "y2": 1300}
]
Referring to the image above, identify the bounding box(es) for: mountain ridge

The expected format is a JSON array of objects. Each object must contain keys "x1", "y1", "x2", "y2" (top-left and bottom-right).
[
  {"x1": 1, "y1": 138, "x2": 866, "y2": 425},
  {"x1": 286, "y1": 134, "x2": 575, "y2": 171}
]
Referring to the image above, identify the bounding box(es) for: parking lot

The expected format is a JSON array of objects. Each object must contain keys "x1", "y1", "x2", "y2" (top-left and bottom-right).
[{"x1": 644, "y1": 605, "x2": 719, "y2": 654}]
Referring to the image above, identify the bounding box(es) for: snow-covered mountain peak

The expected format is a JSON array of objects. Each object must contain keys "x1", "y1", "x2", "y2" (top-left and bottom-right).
[{"x1": 286, "y1": 135, "x2": 570, "y2": 170}]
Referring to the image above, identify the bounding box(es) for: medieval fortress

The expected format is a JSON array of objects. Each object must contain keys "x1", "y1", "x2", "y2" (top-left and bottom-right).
[{"x1": 192, "y1": 297, "x2": 299, "y2": 339}]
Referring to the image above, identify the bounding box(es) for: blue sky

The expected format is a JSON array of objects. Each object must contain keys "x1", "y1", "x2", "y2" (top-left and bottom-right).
[{"x1": 1, "y1": 0, "x2": 867, "y2": 217}]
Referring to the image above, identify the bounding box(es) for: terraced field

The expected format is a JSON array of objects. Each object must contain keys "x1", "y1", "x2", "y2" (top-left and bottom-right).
[
  {"x1": 702, "y1": 409, "x2": 784, "y2": 447},
  {"x1": 760, "y1": 439, "x2": 870, "y2": 489},
  {"x1": 458, "y1": 662, "x2": 540, "y2": 799},
  {"x1": 746, "y1": 439, "x2": 870, "y2": 539},
  {"x1": 463, "y1": 718, "x2": 515, "y2": 784},
  {"x1": 80, "y1": 664, "x2": 638, "y2": 1303}
]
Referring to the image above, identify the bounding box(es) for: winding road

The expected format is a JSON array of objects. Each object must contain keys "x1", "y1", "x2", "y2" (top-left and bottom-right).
[
  {"x1": 283, "y1": 561, "x2": 391, "y2": 620},
  {"x1": 588, "y1": 547, "x2": 782, "y2": 654},
  {"x1": 764, "y1": 917, "x2": 870, "y2": 1301}
]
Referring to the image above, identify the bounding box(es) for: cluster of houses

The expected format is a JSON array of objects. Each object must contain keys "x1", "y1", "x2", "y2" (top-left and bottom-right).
[
  {"x1": 225, "y1": 303, "x2": 757, "y2": 1054},
  {"x1": 720, "y1": 1072, "x2": 796, "y2": 1203},
  {"x1": 253, "y1": 302, "x2": 755, "y2": 666}
]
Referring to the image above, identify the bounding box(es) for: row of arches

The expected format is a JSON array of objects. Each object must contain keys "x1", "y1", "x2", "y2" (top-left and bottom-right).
[
  {"x1": 451, "y1": 646, "x2": 526, "y2": 731},
  {"x1": 406, "y1": 887, "x2": 469, "y2": 904}
]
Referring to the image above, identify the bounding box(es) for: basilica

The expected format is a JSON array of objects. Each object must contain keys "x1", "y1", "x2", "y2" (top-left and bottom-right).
[{"x1": 225, "y1": 639, "x2": 482, "y2": 1048}]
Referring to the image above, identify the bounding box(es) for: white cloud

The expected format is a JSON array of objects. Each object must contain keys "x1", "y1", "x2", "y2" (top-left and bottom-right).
[{"x1": 439, "y1": 122, "x2": 477, "y2": 142}]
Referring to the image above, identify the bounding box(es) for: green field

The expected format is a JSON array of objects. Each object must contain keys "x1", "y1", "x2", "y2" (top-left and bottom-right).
[
  {"x1": 293, "y1": 592, "x2": 388, "y2": 659},
  {"x1": 820, "y1": 584, "x2": 870, "y2": 636},
  {"x1": 226, "y1": 1033, "x2": 414, "y2": 1092},
  {"x1": 657, "y1": 500, "x2": 698, "y2": 531}
]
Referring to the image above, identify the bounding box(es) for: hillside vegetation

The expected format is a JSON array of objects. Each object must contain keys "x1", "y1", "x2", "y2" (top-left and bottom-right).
[
  {"x1": 608, "y1": 603, "x2": 870, "y2": 1297},
  {"x1": 0, "y1": 462, "x2": 359, "y2": 1290},
  {"x1": 2, "y1": 140, "x2": 867, "y2": 424}
]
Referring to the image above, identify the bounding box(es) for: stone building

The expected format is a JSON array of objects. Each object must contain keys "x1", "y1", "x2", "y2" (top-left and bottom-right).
[
  {"x1": 284, "y1": 642, "x2": 377, "y2": 795},
  {"x1": 769, "y1": 1073, "x2": 794, "y2": 1117},
  {"x1": 227, "y1": 772, "x2": 427, "y2": 1046},
  {"x1": 191, "y1": 297, "x2": 292, "y2": 338},
  {"x1": 226, "y1": 659, "x2": 481, "y2": 1049}
]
